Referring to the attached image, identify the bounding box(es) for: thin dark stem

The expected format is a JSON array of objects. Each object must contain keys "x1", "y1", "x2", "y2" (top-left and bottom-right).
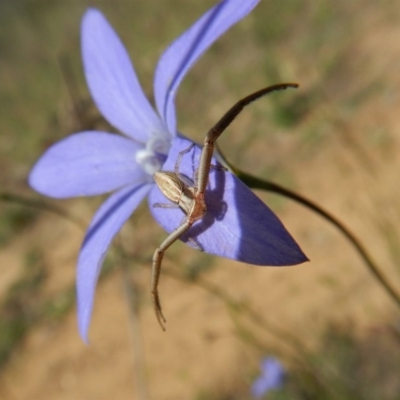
[
  {"x1": 235, "y1": 169, "x2": 400, "y2": 309},
  {"x1": 216, "y1": 142, "x2": 400, "y2": 308},
  {"x1": 0, "y1": 191, "x2": 86, "y2": 230}
]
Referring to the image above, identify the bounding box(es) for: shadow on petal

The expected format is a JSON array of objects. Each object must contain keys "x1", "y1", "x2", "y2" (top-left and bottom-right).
[{"x1": 149, "y1": 136, "x2": 307, "y2": 266}]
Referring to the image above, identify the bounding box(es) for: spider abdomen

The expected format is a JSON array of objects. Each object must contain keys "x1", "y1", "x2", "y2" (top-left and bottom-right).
[
  {"x1": 154, "y1": 171, "x2": 200, "y2": 216},
  {"x1": 154, "y1": 171, "x2": 184, "y2": 204}
]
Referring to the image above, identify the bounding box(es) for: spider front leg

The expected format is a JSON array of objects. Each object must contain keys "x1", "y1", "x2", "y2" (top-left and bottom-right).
[
  {"x1": 196, "y1": 83, "x2": 299, "y2": 195},
  {"x1": 152, "y1": 219, "x2": 193, "y2": 330},
  {"x1": 174, "y1": 143, "x2": 195, "y2": 175}
]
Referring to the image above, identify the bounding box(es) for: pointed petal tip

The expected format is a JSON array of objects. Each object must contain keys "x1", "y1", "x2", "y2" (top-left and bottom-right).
[
  {"x1": 81, "y1": 7, "x2": 103, "y2": 32},
  {"x1": 79, "y1": 327, "x2": 89, "y2": 345},
  {"x1": 28, "y1": 160, "x2": 60, "y2": 199},
  {"x1": 287, "y1": 242, "x2": 309, "y2": 265},
  {"x1": 293, "y1": 251, "x2": 310, "y2": 265},
  {"x1": 83, "y1": 6, "x2": 102, "y2": 20},
  {"x1": 28, "y1": 165, "x2": 38, "y2": 191},
  {"x1": 78, "y1": 311, "x2": 90, "y2": 345},
  {"x1": 77, "y1": 287, "x2": 92, "y2": 344},
  {"x1": 279, "y1": 241, "x2": 309, "y2": 266}
]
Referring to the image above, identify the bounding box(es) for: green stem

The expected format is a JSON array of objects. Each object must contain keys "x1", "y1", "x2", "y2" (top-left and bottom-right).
[
  {"x1": 237, "y1": 169, "x2": 400, "y2": 309},
  {"x1": 216, "y1": 142, "x2": 400, "y2": 308},
  {"x1": 0, "y1": 191, "x2": 86, "y2": 230}
]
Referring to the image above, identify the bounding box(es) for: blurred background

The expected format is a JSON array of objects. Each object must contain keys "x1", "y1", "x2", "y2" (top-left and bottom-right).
[{"x1": 1, "y1": 0, "x2": 400, "y2": 399}]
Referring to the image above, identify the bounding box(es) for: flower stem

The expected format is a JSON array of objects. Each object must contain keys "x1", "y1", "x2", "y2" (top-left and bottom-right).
[
  {"x1": 216, "y1": 142, "x2": 400, "y2": 308},
  {"x1": 0, "y1": 191, "x2": 86, "y2": 229},
  {"x1": 236, "y1": 169, "x2": 400, "y2": 309}
]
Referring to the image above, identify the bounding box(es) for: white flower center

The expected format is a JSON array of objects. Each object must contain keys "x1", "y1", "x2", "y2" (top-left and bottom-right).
[{"x1": 135, "y1": 134, "x2": 171, "y2": 175}]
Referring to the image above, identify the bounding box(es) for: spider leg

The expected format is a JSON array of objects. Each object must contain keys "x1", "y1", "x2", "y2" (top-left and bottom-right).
[
  {"x1": 207, "y1": 83, "x2": 299, "y2": 146},
  {"x1": 174, "y1": 143, "x2": 195, "y2": 175},
  {"x1": 151, "y1": 219, "x2": 193, "y2": 330},
  {"x1": 187, "y1": 236, "x2": 203, "y2": 251},
  {"x1": 196, "y1": 83, "x2": 298, "y2": 196},
  {"x1": 153, "y1": 202, "x2": 179, "y2": 209},
  {"x1": 150, "y1": 83, "x2": 298, "y2": 331}
]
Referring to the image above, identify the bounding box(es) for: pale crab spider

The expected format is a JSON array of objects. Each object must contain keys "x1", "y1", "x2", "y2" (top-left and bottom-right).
[{"x1": 152, "y1": 83, "x2": 298, "y2": 329}]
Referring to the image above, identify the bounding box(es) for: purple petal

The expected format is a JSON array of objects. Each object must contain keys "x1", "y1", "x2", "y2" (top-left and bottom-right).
[
  {"x1": 149, "y1": 137, "x2": 307, "y2": 265},
  {"x1": 261, "y1": 358, "x2": 285, "y2": 384},
  {"x1": 82, "y1": 8, "x2": 165, "y2": 142},
  {"x1": 154, "y1": 0, "x2": 260, "y2": 134},
  {"x1": 77, "y1": 183, "x2": 152, "y2": 342},
  {"x1": 29, "y1": 131, "x2": 148, "y2": 198},
  {"x1": 251, "y1": 376, "x2": 274, "y2": 399},
  {"x1": 251, "y1": 357, "x2": 285, "y2": 398}
]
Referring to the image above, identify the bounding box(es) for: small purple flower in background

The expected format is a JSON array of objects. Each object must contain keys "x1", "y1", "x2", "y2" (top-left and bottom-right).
[
  {"x1": 251, "y1": 357, "x2": 286, "y2": 398},
  {"x1": 29, "y1": 0, "x2": 307, "y2": 342}
]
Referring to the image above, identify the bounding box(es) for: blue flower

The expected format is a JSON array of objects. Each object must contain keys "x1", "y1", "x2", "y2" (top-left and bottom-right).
[
  {"x1": 29, "y1": 1, "x2": 307, "y2": 342},
  {"x1": 251, "y1": 357, "x2": 285, "y2": 398}
]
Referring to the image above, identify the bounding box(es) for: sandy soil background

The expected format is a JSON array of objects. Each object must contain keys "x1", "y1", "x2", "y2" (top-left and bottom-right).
[{"x1": 1, "y1": 1, "x2": 400, "y2": 399}]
